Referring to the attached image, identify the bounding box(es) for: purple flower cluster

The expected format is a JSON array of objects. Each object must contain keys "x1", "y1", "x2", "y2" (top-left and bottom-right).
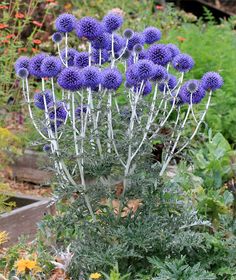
[{"x1": 15, "y1": 10, "x2": 224, "y2": 128}]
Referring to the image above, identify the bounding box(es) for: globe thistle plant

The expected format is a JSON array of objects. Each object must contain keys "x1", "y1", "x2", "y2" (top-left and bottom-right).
[{"x1": 15, "y1": 13, "x2": 223, "y2": 274}]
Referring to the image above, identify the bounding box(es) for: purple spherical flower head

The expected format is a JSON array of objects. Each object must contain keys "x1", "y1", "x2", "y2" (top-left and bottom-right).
[
  {"x1": 102, "y1": 68, "x2": 122, "y2": 90},
  {"x1": 41, "y1": 56, "x2": 62, "y2": 78},
  {"x1": 133, "y1": 43, "x2": 143, "y2": 54},
  {"x1": 151, "y1": 65, "x2": 168, "y2": 83},
  {"x1": 14, "y1": 56, "x2": 30, "y2": 72},
  {"x1": 82, "y1": 66, "x2": 101, "y2": 88},
  {"x1": 135, "y1": 59, "x2": 155, "y2": 82},
  {"x1": 17, "y1": 68, "x2": 29, "y2": 79},
  {"x1": 75, "y1": 105, "x2": 87, "y2": 118},
  {"x1": 148, "y1": 44, "x2": 172, "y2": 66},
  {"x1": 123, "y1": 29, "x2": 134, "y2": 39},
  {"x1": 43, "y1": 144, "x2": 51, "y2": 153},
  {"x1": 170, "y1": 91, "x2": 184, "y2": 106},
  {"x1": 102, "y1": 12, "x2": 123, "y2": 33},
  {"x1": 34, "y1": 90, "x2": 53, "y2": 110},
  {"x1": 55, "y1": 13, "x2": 76, "y2": 33},
  {"x1": 76, "y1": 17, "x2": 104, "y2": 41},
  {"x1": 179, "y1": 80, "x2": 206, "y2": 104},
  {"x1": 158, "y1": 74, "x2": 177, "y2": 92},
  {"x1": 167, "y1": 43, "x2": 180, "y2": 60},
  {"x1": 74, "y1": 52, "x2": 89, "y2": 68},
  {"x1": 92, "y1": 32, "x2": 111, "y2": 50},
  {"x1": 61, "y1": 48, "x2": 79, "y2": 67},
  {"x1": 201, "y1": 72, "x2": 223, "y2": 91},
  {"x1": 107, "y1": 33, "x2": 125, "y2": 53},
  {"x1": 126, "y1": 64, "x2": 139, "y2": 86},
  {"x1": 92, "y1": 48, "x2": 109, "y2": 64},
  {"x1": 29, "y1": 53, "x2": 47, "y2": 78},
  {"x1": 134, "y1": 81, "x2": 152, "y2": 96},
  {"x1": 57, "y1": 67, "x2": 84, "y2": 91},
  {"x1": 172, "y1": 53, "x2": 194, "y2": 73},
  {"x1": 48, "y1": 101, "x2": 68, "y2": 122},
  {"x1": 128, "y1": 32, "x2": 145, "y2": 51},
  {"x1": 143, "y1": 27, "x2": 162, "y2": 44},
  {"x1": 52, "y1": 32, "x2": 63, "y2": 44}
]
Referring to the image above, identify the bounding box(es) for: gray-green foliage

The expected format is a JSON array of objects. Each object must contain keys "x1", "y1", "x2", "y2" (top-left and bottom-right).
[{"x1": 150, "y1": 256, "x2": 216, "y2": 280}]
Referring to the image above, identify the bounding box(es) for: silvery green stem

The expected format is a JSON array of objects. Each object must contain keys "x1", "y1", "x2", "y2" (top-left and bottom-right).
[
  {"x1": 72, "y1": 91, "x2": 96, "y2": 222},
  {"x1": 51, "y1": 78, "x2": 58, "y2": 139},
  {"x1": 114, "y1": 97, "x2": 120, "y2": 114},
  {"x1": 111, "y1": 32, "x2": 115, "y2": 68},
  {"x1": 159, "y1": 105, "x2": 191, "y2": 176},
  {"x1": 89, "y1": 87, "x2": 103, "y2": 158},
  {"x1": 24, "y1": 79, "x2": 48, "y2": 140},
  {"x1": 164, "y1": 105, "x2": 181, "y2": 161},
  {"x1": 57, "y1": 43, "x2": 67, "y2": 67},
  {"x1": 88, "y1": 42, "x2": 92, "y2": 66},
  {"x1": 123, "y1": 81, "x2": 144, "y2": 193},
  {"x1": 190, "y1": 93, "x2": 198, "y2": 123},
  {"x1": 130, "y1": 83, "x2": 159, "y2": 161},
  {"x1": 114, "y1": 39, "x2": 128, "y2": 61},
  {"x1": 65, "y1": 32, "x2": 68, "y2": 67},
  {"x1": 175, "y1": 91, "x2": 212, "y2": 155},
  {"x1": 107, "y1": 91, "x2": 125, "y2": 167}
]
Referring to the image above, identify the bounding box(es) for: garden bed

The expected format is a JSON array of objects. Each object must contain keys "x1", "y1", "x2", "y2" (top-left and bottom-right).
[{"x1": 0, "y1": 194, "x2": 54, "y2": 247}]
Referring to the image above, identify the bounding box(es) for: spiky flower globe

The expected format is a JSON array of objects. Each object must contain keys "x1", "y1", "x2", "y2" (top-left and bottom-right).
[
  {"x1": 76, "y1": 17, "x2": 104, "y2": 40},
  {"x1": 151, "y1": 65, "x2": 168, "y2": 83},
  {"x1": 52, "y1": 32, "x2": 63, "y2": 44},
  {"x1": 48, "y1": 101, "x2": 68, "y2": 122},
  {"x1": 14, "y1": 56, "x2": 30, "y2": 72},
  {"x1": 34, "y1": 90, "x2": 53, "y2": 110},
  {"x1": 29, "y1": 53, "x2": 47, "y2": 78},
  {"x1": 133, "y1": 44, "x2": 143, "y2": 54},
  {"x1": 61, "y1": 48, "x2": 79, "y2": 67},
  {"x1": 92, "y1": 49, "x2": 109, "y2": 64},
  {"x1": 143, "y1": 27, "x2": 162, "y2": 44},
  {"x1": 201, "y1": 72, "x2": 223, "y2": 91},
  {"x1": 167, "y1": 43, "x2": 180, "y2": 60},
  {"x1": 134, "y1": 81, "x2": 152, "y2": 96},
  {"x1": 158, "y1": 74, "x2": 177, "y2": 92},
  {"x1": 41, "y1": 56, "x2": 62, "y2": 78},
  {"x1": 172, "y1": 53, "x2": 194, "y2": 73},
  {"x1": 101, "y1": 68, "x2": 122, "y2": 90},
  {"x1": 123, "y1": 28, "x2": 134, "y2": 39},
  {"x1": 74, "y1": 52, "x2": 89, "y2": 68},
  {"x1": 17, "y1": 68, "x2": 29, "y2": 79},
  {"x1": 134, "y1": 59, "x2": 155, "y2": 82},
  {"x1": 55, "y1": 13, "x2": 76, "y2": 33},
  {"x1": 92, "y1": 32, "x2": 111, "y2": 50},
  {"x1": 102, "y1": 12, "x2": 123, "y2": 33},
  {"x1": 128, "y1": 32, "x2": 145, "y2": 51},
  {"x1": 148, "y1": 44, "x2": 172, "y2": 66},
  {"x1": 179, "y1": 80, "x2": 206, "y2": 104},
  {"x1": 82, "y1": 66, "x2": 101, "y2": 88},
  {"x1": 57, "y1": 67, "x2": 84, "y2": 91}
]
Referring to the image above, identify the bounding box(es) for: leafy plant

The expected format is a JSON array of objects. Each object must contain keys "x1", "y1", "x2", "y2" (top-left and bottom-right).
[{"x1": 149, "y1": 256, "x2": 216, "y2": 280}]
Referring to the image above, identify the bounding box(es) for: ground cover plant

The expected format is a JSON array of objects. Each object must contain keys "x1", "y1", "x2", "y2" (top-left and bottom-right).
[{"x1": 9, "y1": 6, "x2": 230, "y2": 279}]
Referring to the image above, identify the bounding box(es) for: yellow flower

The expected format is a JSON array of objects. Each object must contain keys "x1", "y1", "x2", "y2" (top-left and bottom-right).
[
  {"x1": 15, "y1": 259, "x2": 42, "y2": 274},
  {"x1": 0, "y1": 231, "x2": 9, "y2": 245},
  {"x1": 90, "y1": 272, "x2": 102, "y2": 279}
]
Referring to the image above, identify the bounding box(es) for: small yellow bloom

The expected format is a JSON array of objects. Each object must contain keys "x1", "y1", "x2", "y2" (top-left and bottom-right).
[
  {"x1": 15, "y1": 259, "x2": 42, "y2": 274},
  {"x1": 90, "y1": 272, "x2": 102, "y2": 279},
  {"x1": 0, "y1": 231, "x2": 9, "y2": 245}
]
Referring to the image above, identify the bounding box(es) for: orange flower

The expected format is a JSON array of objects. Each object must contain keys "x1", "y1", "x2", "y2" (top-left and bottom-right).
[
  {"x1": 0, "y1": 24, "x2": 8, "y2": 29},
  {"x1": 32, "y1": 48, "x2": 39, "y2": 53},
  {"x1": 32, "y1": 21, "x2": 43, "y2": 27},
  {"x1": 33, "y1": 39, "x2": 41, "y2": 45},
  {"x1": 15, "y1": 12, "x2": 25, "y2": 19},
  {"x1": 177, "y1": 36, "x2": 187, "y2": 42},
  {"x1": 156, "y1": 5, "x2": 164, "y2": 10},
  {"x1": 2, "y1": 39, "x2": 9, "y2": 43},
  {"x1": 0, "y1": 5, "x2": 8, "y2": 9},
  {"x1": 6, "y1": 34, "x2": 15, "y2": 39},
  {"x1": 18, "y1": 47, "x2": 27, "y2": 53},
  {"x1": 46, "y1": 0, "x2": 55, "y2": 2}
]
